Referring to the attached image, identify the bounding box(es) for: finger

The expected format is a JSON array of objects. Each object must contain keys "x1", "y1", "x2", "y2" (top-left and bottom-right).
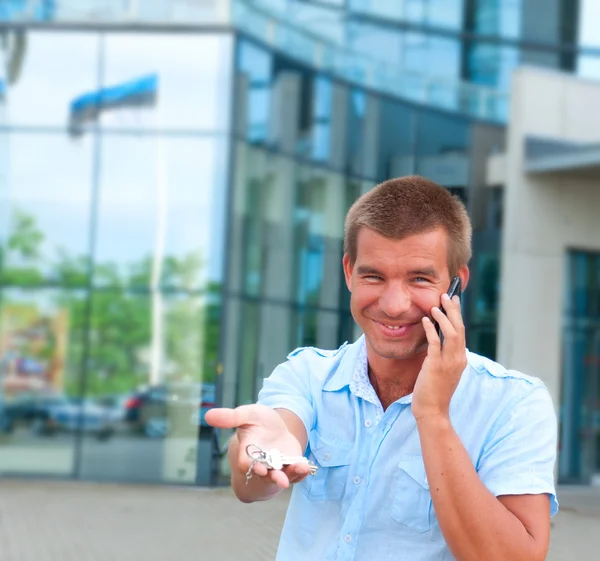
[
  {"x1": 204, "y1": 405, "x2": 258, "y2": 429},
  {"x1": 441, "y1": 294, "x2": 465, "y2": 336},
  {"x1": 422, "y1": 317, "x2": 441, "y2": 357},
  {"x1": 249, "y1": 461, "x2": 268, "y2": 478},
  {"x1": 268, "y1": 469, "x2": 290, "y2": 489},
  {"x1": 284, "y1": 463, "x2": 311, "y2": 484},
  {"x1": 430, "y1": 306, "x2": 456, "y2": 341}
]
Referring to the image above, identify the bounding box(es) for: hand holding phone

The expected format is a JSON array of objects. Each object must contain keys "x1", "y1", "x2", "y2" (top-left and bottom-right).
[{"x1": 434, "y1": 276, "x2": 462, "y2": 345}]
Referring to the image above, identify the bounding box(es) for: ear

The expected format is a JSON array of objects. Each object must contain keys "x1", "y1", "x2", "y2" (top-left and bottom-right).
[
  {"x1": 342, "y1": 253, "x2": 353, "y2": 292},
  {"x1": 457, "y1": 264, "x2": 470, "y2": 292}
]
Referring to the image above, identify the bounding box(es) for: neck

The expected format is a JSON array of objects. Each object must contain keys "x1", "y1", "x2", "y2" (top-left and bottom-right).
[{"x1": 366, "y1": 346, "x2": 426, "y2": 410}]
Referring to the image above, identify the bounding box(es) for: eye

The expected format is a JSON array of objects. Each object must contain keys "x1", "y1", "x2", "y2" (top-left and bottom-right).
[
  {"x1": 364, "y1": 275, "x2": 382, "y2": 281},
  {"x1": 413, "y1": 277, "x2": 429, "y2": 283}
]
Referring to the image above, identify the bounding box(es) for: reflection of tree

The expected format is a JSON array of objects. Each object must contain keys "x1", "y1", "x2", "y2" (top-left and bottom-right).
[
  {"x1": 0, "y1": 209, "x2": 45, "y2": 285},
  {"x1": 1, "y1": 209, "x2": 222, "y2": 397}
]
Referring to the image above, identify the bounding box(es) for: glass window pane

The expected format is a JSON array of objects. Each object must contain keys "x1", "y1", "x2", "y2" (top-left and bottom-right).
[
  {"x1": 237, "y1": 40, "x2": 273, "y2": 143},
  {"x1": 79, "y1": 290, "x2": 220, "y2": 484},
  {"x1": 416, "y1": 112, "x2": 470, "y2": 189},
  {"x1": 0, "y1": 288, "x2": 86, "y2": 476},
  {"x1": 94, "y1": 135, "x2": 228, "y2": 291},
  {"x1": 578, "y1": 0, "x2": 600, "y2": 48},
  {"x1": 376, "y1": 100, "x2": 415, "y2": 182},
  {"x1": 1, "y1": 31, "x2": 100, "y2": 127},
  {"x1": 0, "y1": 133, "x2": 94, "y2": 287},
  {"x1": 100, "y1": 34, "x2": 232, "y2": 131},
  {"x1": 293, "y1": 166, "x2": 347, "y2": 307}
]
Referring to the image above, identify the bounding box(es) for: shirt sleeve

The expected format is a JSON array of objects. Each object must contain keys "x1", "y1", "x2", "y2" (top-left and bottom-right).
[
  {"x1": 476, "y1": 383, "x2": 559, "y2": 516},
  {"x1": 257, "y1": 356, "x2": 315, "y2": 440}
]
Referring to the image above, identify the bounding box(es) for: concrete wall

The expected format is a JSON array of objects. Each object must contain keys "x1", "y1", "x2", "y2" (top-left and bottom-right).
[{"x1": 497, "y1": 67, "x2": 600, "y2": 408}]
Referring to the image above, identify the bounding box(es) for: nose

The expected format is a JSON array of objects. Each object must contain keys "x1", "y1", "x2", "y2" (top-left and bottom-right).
[{"x1": 379, "y1": 282, "x2": 411, "y2": 318}]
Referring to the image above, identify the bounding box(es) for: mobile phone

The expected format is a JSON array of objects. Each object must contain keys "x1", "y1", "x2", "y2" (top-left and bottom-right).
[{"x1": 434, "y1": 276, "x2": 462, "y2": 344}]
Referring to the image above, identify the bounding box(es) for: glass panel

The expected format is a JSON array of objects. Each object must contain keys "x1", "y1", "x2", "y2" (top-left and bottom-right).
[
  {"x1": 577, "y1": 0, "x2": 600, "y2": 48},
  {"x1": 349, "y1": 0, "x2": 465, "y2": 29},
  {"x1": 78, "y1": 289, "x2": 220, "y2": 484},
  {"x1": 561, "y1": 251, "x2": 600, "y2": 483},
  {"x1": 577, "y1": 55, "x2": 600, "y2": 81},
  {"x1": 293, "y1": 166, "x2": 346, "y2": 308},
  {"x1": 100, "y1": 34, "x2": 232, "y2": 131},
  {"x1": 0, "y1": 31, "x2": 100, "y2": 127},
  {"x1": 231, "y1": 144, "x2": 296, "y2": 300},
  {"x1": 467, "y1": 42, "x2": 519, "y2": 89},
  {"x1": 472, "y1": 0, "x2": 522, "y2": 38},
  {"x1": 0, "y1": 288, "x2": 85, "y2": 475},
  {"x1": 312, "y1": 76, "x2": 332, "y2": 162},
  {"x1": 346, "y1": 89, "x2": 369, "y2": 179},
  {"x1": 0, "y1": 132, "x2": 94, "y2": 287},
  {"x1": 415, "y1": 111, "x2": 470, "y2": 189},
  {"x1": 376, "y1": 100, "x2": 415, "y2": 182},
  {"x1": 93, "y1": 135, "x2": 228, "y2": 291},
  {"x1": 237, "y1": 40, "x2": 273, "y2": 143},
  {"x1": 402, "y1": 33, "x2": 461, "y2": 80}
]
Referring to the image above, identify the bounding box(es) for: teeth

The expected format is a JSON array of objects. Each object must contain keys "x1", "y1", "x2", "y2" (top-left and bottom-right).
[{"x1": 385, "y1": 325, "x2": 401, "y2": 330}]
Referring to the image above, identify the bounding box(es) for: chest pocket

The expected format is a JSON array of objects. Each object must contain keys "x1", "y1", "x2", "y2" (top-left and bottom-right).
[
  {"x1": 301, "y1": 431, "x2": 353, "y2": 501},
  {"x1": 392, "y1": 458, "x2": 439, "y2": 533}
]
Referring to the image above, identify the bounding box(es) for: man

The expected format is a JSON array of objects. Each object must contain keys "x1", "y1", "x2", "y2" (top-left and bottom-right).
[{"x1": 206, "y1": 176, "x2": 558, "y2": 561}]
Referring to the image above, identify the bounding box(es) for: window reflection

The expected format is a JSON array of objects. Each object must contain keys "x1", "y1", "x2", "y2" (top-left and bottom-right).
[
  {"x1": 0, "y1": 132, "x2": 94, "y2": 287},
  {"x1": 238, "y1": 40, "x2": 273, "y2": 143},
  {"x1": 101, "y1": 34, "x2": 232, "y2": 131},
  {"x1": 376, "y1": 100, "x2": 415, "y2": 182},
  {"x1": 0, "y1": 288, "x2": 86, "y2": 475},
  {"x1": 1, "y1": 31, "x2": 100, "y2": 127},
  {"x1": 94, "y1": 135, "x2": 227, "y2": 291},
  {"x1": 415, "y1": 111, "x2": 469, "y2": 189}
]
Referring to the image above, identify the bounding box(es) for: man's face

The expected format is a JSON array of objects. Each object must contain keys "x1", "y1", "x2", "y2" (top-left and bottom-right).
[{"x1": 343, "y1": 227, "x2": 463, "y2": 361}]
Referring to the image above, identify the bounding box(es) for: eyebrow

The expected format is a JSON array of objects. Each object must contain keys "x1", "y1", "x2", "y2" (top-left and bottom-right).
[
  {"x1": 409, "y1": 267, "x2": 440, "y2": 279},
  {"x1": 356, "y1": 265, "x2": 384, "y2": 276},
  {"x1": 355, "y1": 265, "x2": 440, "y2": 279}
]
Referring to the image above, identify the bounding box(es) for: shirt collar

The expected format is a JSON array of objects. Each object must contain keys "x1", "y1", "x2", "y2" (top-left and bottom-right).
[{"x1": 323, "y1": 335, "x2": 365, "y2": 392}]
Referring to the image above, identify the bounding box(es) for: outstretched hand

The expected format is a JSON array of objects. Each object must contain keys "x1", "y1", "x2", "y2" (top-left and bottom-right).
[{"x1": 205, "y1": 404, "x2": 311, "y2": 488}]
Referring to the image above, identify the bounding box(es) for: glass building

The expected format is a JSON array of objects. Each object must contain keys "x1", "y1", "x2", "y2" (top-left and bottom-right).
[{"x1": 0, "y1": 0, "x2": 598, "y2": 485}]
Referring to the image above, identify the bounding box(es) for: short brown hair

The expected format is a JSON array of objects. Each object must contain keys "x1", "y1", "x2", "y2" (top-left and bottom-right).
[{"x1": 344, "y1": 176, "x2": 472, "y2": 275}]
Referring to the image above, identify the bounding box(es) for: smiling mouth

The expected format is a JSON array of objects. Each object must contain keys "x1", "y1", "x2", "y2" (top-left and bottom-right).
[{"x1": 373, "y1": 320, "x2": 419, "y2": 333}]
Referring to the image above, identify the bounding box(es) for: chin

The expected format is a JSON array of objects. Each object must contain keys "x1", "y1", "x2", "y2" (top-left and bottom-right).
[{"x1": 369, "y1": 338, "x2": 426, "y2": 361}]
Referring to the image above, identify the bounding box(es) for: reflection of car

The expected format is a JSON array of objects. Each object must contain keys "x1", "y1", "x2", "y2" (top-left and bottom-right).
[
  {"x1": 189, "y1": 384, "x2": 216, "y2": 428},
  {"x1": 124, "y1": 383, "x2": 216, "y2": 438},
  {"x1": 49, "y1": 398, "x2": 115, "y2": 441},
  {"x1": 4, "y1": 393, "x2": 66, "y2": 435},
  {"x1": 4, "y1": 393, "x2": 115, "y2": 440}
]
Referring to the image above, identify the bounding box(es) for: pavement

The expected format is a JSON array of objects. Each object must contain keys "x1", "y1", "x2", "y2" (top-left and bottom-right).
[{"x1": 0, "y1": 480, "x2": 597, "y2": 560}]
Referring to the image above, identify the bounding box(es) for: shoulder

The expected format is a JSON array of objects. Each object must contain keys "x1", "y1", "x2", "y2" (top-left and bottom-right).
[
  {"x1": 286, "y1": 341, "x2": 350, "y2": 361},
  {"x1": 465, "y1": 351, "x2": 553, "y2": 408},
  {"x1": 467, "y1": 351, "x2": 545, "y2": 387}
]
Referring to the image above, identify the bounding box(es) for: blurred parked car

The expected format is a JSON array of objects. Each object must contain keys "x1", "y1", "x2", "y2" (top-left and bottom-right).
[
  {"x1": 3, "y1": 392, "x2": 115, "y2": 440},
  {"x1": 124, "y1": 383, "x2": 216, "y2": 438},
  {"x1": 49, "y1": 397, "x2": 115, "y2": 441}
]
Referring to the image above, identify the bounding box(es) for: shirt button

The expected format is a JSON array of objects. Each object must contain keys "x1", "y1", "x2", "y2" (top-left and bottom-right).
[
  {"x1": 353, "y1": 476, "x2": 361, "y2": 485},
  {"x1": 344, "y1": 534, "x2": 352, "y2": 543},
  {"x1": 364, "y1": 419, "x2": 372, "y2": 428},
  {"x1": 323, "y1": 452, "x2": 331, "y2": 461}
]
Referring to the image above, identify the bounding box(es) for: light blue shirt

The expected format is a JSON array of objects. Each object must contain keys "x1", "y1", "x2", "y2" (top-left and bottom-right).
[{"x1": 257, "y1": 335, "x2": 558, "y2": 561}]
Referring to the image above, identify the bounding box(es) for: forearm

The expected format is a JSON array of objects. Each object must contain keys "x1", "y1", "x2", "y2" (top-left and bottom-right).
[
  {"x1": 417, "y1": 416, "x2": 545, "y2": 561},
  {"x1": 228, "y1": 433, "x2": 282, "y2": 503}
]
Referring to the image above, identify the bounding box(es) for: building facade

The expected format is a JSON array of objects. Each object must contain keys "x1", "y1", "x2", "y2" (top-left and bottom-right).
[{"x1": 0, "y1": 0, "x2": 597, "y2": 486}]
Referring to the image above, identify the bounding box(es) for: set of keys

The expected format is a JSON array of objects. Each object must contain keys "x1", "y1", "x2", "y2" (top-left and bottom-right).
[{"x1": 245, "y1": 444, "x2": 318, "y2": 484}]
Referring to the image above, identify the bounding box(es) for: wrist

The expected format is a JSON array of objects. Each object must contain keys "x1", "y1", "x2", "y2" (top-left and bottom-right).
[{"x1": 414, "y1": 411, "x2": 452, "y2": 429}]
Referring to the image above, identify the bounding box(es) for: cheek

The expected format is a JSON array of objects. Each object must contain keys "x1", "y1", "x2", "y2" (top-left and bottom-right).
[
  {"x1": 350, "y1": 285, "x2": 380, "y2": 309},
  {"x1": 412, "y1": 290, "x2": 440, "y2": 314}
]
